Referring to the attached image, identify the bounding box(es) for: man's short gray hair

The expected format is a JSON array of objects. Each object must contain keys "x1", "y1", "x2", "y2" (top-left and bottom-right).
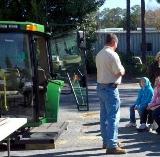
[{"x1": 106, "y1": 33, "x2": 118, "y2": 44}]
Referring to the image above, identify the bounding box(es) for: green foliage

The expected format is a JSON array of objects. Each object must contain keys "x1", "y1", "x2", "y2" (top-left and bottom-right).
[
  {"x1": 120, "y1": 16, "x2": 137, "y2": 30},
  {"x1": 80, "y1": 11, "x2": 98, "y2": 74},
  {"x1": 119, "y1": 53, "x2": 144, "y2": 77},
  {"x1": 97, "y1": 5, "x2": 141, "y2": 30},
  {"x1": 0, "y1": 0, "x2": 22, "y2": 21},
  {"x1": 119, "y1": 53, "x2": 155, "y2": 77},
  {"x1": 97, "y1": 7, "x2": 125, "y2": 29},
  {"x1": 146, "y1": 56, "x2": 154, "y2": 65},
  {"x1": 0, "y1": 0, "x2": 105, "y2": 33},
  {"x1": 119, "y1": 53, "x2": 133, "y2": 76}
]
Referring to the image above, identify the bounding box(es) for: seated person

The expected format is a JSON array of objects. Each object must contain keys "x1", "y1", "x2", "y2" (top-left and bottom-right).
[
  {"x1": 147, "y1": 76, "x2": 160, "y2": 133},
  {"x1": 147, "y1": 76, "x2": 160, "y2": 111},
  {"x1": 125, "y1": 77, "x2": 154, "y2": 130}
]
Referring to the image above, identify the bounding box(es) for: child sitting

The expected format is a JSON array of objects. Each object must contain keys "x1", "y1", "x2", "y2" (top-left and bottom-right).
[
  {"x1": 125, "y1": 77, "x2": 154, "y2": 129},
  {"x1": 147, "y1": 76, "x2": 160, "y2": 111}
]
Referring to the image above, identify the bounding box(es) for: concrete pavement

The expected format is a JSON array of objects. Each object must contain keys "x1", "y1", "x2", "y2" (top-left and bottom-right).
[{"x1": 1, "y1": 79, "x2": 160, "y2": 157}]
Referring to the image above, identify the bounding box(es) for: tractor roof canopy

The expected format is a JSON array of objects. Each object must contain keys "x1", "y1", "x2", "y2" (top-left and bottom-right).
[{"x1": 0, "y1": 21, "x2": 45, "y2": 33}]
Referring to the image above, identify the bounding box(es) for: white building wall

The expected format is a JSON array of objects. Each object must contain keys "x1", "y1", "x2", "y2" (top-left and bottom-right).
[{"x1": 94, "y1": 31, "x2": 160, "y2": 56}]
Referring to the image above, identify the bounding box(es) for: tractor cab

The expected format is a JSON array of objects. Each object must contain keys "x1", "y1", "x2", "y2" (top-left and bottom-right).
[
  {"x1": 50, "y1": 31, "x2": 89, "y2": 111},
  {"x1": 0, "y1": 21, "x2": 60, "y2": 126}
]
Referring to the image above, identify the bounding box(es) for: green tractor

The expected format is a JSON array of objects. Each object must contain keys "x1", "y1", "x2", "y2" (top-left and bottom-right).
[
  {"x1": 0, "y1": 21, "x2": 88, "y2": 148},
  {"x1": 0, "y1": 21, "x2": 64, "y2": 127}
]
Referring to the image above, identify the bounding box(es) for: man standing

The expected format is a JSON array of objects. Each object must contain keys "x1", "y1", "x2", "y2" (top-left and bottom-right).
[{"x1": 96, "y1": 33, "x2": 125, "y2": 154}]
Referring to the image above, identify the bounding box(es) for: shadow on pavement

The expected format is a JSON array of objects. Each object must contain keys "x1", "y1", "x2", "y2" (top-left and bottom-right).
[
  {"x1": 83, "y1": 121, "x2": 100, "y2": 126},
  {"x1": 12, "y1": 148, "x2": 105, "y2": 157},
  {"x1": 119, "y1": 126, "x2": 160, "y2": 156},
  {"x1": 85, "y1": 130, "x2": 100, "y2": 134}
]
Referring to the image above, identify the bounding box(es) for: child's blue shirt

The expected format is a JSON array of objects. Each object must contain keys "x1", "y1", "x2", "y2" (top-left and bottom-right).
[{"x1": 135, "y1": 77, "x2": 154, "y2": 112}]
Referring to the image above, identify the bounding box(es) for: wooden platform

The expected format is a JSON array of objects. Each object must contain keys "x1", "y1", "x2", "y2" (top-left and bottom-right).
[{"x1": 0, "y1": 121, "x2": 68, "y2": 150}]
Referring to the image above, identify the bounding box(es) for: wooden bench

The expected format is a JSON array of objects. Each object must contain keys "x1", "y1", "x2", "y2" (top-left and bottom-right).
[{"x1": 0, "y1": 118, "x2": 27, "y2": 157}]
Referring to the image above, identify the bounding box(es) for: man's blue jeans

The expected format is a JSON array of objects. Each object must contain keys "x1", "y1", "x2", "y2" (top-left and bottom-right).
[{"x1": 97, "y1": 83, "x2": 120, "y2": 148}]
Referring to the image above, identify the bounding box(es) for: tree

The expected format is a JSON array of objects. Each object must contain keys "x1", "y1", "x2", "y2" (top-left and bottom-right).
[
  {"x1": 141, "y1": 0, "x2": 146, "y2": 63},
  {"x1": 82, "y1": 12, "x2": 98, "y2": 74},
  {"x1": 145, "y1": 10, "x2": 156, "y2": 27},
  {"x1": 97, "y1": 7, "x2": 124, "y2": 28},
  {"x1": 130, "y1": 5, "x2": 141, "y2": 28},
  {"x1": 121, "y1": 5, "x2": 141, "y2": 30},
  {"x1": 0, "y1": 0, "x2": 24, "y2": 21},
  {"x1": 0, "y1": 0, "x2": 105, "y2": 32},
  {"x1": 98, "y1": 5, "x2": 141, "y2": 30},
  {"x1": 126, "y1": 0, "x2": 131, "y2": 54},
  {"x1": 144, "y1": 9, "x2": 160, "y2": 30},
  {"x1": 154, "y1": 10, "x2": 160, "y2": 29}
]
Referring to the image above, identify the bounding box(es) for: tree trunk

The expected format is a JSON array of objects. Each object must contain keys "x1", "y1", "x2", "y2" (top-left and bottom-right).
[
  {"x1": 126, "y1": 0, "x2": 131, "y2": 55},
  {"x1": 141, "y1": 0, "x2": 146, "y2": 63}
]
